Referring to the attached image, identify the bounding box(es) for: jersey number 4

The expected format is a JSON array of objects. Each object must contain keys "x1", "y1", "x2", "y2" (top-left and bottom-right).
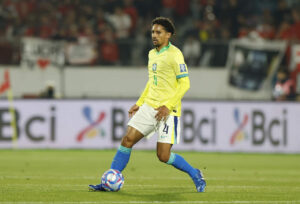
[{"x1": 163, "y1": 124, "x2": 169, "y2": 134}]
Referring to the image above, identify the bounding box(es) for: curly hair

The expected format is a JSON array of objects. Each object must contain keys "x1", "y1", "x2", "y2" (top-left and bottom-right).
[{"x1": 151, "y1": 17, "x2": 175, "y2": 35}]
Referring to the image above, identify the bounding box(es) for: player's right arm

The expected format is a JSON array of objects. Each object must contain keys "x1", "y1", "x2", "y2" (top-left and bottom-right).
[
  {"x1": 128, "y1": 104, "x2": 139, "y2": 118},
  {"x1": 128, "y1": 80, "x2": 150, "y2": 117},
  {"x1": 136, "y1": 80, "x2": 150, "y2": 106}
]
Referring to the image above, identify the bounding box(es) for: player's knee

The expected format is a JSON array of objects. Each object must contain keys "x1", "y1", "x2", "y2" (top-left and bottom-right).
[
  {"x1": 121, "y1": 135, "x2": 134, "y2": 148},
  {"x1": 157, "y1": 152, "x2": 170, "y2": 163}
]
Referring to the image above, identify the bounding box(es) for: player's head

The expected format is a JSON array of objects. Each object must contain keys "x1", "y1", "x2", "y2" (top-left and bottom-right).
[{"x1": 151, "y1": 17, "x2": 175, "y2": 48}]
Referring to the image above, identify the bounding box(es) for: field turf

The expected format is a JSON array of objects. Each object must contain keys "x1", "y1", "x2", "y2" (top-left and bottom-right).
[{"x1": 0, "y1": 150, "x2": 300, "y2": 204}]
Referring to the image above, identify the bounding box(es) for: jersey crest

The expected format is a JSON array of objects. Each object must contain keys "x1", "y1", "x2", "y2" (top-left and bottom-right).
[{"x1": 152, "y1": 63, "x2": 157, "y2": 71}]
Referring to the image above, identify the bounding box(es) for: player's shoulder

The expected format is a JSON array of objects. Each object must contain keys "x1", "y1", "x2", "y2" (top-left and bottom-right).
[
  {"x1": 169, "y1": 44, "x2": 183, "y2": 56},
  {"x1": 149, "y1": 48, "x2": 156, "y2": 54},
  {"x1": 148, "y1": 48, "x2": 156, "y2": 57},
  {"x1": 168, "y1": 44, "x2": 184, "y2": 60}
]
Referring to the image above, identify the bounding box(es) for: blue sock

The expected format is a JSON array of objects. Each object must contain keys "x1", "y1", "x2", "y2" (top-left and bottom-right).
[
  {"x1": 167, "y1": 153, "x2": 198, "y2": 178},
  {"x1": 110, "y1": 145, "x2": 132, "y2": 172}
]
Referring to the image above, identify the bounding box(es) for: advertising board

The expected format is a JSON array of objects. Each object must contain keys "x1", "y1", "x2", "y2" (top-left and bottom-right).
[{"x1": 0, "y1": 100, "x2": 299, "y2": 153}]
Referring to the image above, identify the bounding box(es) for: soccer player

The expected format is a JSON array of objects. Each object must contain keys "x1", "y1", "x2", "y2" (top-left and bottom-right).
[{"x1": 89, "y1": 17, "x2": 206, "y2": 192}]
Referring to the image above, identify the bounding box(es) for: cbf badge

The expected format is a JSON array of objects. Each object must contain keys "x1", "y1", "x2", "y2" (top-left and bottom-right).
[
  {"x1": 180, "y1": 64, "x2": 186, "y2": 72},
  {"x1": 152, "y1": 63, "x2": 157, "y2": 71}
]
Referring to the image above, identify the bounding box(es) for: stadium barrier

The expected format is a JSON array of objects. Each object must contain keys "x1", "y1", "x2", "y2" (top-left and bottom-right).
[
  {"x1": 0, "y1": 67, "x2": 272, "y2": 100},
  {"x1": 0, "y1": 99, "x2": 299, "y2": 153}
]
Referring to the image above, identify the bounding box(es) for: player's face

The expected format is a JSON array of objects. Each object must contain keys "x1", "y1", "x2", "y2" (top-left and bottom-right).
[{"x1": 151, "y1": 24, "x2": 171, "y2": 49}]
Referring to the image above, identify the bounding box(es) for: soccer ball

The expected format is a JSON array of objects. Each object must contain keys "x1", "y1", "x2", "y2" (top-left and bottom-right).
[{"x1": 101, "y1": 169, "x2": 124, "y2": 191}]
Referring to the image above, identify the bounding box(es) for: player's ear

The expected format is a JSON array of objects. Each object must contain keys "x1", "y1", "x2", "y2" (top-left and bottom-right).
[{"x1": 167, "y1": 32, "x2": 171, "y2": 39}]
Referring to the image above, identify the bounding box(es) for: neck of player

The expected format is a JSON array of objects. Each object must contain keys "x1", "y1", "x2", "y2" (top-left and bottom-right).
[{"x1": 156, "y1": 41, "x2": 169, "y2": 52}]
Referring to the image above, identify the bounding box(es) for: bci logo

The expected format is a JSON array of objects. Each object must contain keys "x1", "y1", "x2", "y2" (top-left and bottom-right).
[
  {"x1": 230, "y1": 109, "x2": 287, "y2": 146},
  {"x1": 76, "y1": 106, "x2": 106, "y2": 142},
  {"x1": 181, "y1": 109, "x2": 216, "y2": 145},
  {"x1": 0, "y1": 107, "x2": 56, "y2": 142}
]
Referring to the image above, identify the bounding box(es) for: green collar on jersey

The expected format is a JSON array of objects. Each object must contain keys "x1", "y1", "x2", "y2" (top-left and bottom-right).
[{"x1": 156, "y1": 42, "x2": 171, "y2": 54}]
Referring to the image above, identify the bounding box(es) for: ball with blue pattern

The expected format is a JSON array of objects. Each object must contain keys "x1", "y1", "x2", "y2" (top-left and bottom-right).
[{"x1": 101, "y1": 169, "x2": 124, "y2": 191}]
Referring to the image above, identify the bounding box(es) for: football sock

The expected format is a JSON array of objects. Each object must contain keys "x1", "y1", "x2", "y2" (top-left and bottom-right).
[
  {"x1": 110, "y1": 145, "x2": 132, "y2": 172},
  {"x1": 167, "y1": 152, "x2": 198, "y2": 178}
]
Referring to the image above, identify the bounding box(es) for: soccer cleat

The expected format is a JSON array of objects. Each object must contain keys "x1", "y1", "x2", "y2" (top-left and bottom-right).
[
  {"x1": 88, "y1": 184, "x2": 105, "y2": 191},
  {"x1": 192, "y1": 169, "x2": 206, "y2": 192}
]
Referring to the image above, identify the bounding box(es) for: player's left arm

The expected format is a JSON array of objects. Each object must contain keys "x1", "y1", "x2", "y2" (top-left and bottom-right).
[
  {"x1": 164, "y1": 76, "x2": 190, "y2": 110},
  {"x1": 155, "y1": 76, "x2": 190, "y2": 121},
  {"x1": 165, "y1": 50, "x2": 190, "y2": 110}
]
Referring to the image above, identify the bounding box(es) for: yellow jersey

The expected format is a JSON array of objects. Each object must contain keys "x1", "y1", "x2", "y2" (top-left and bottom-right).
[{"x1": 136, "y1": 42, "x2": 190, "y2": 116}]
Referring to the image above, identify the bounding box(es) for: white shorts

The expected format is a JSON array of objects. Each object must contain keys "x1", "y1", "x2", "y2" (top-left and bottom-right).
[{"x1": 128, "y1": 104, "x2": 180, "y2": 144}]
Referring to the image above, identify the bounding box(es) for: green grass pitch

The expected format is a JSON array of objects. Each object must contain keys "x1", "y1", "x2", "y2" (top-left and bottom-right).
[{"x1": 0, "y1": 150, "x2": 300, "y2": 204}]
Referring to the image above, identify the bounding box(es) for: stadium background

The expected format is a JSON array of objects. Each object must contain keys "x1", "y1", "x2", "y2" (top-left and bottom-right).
[
  {"x1": 0, "y1": 0, "x2": 300, "y2": 99},
  {"x1": 0, "y1": 1, "x2": 300, "y2": 203}
]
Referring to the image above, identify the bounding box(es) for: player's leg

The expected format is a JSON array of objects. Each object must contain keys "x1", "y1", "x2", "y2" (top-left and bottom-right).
[
  {"x1": 90, "y1": 104, "x2": 159, "y2": 191},
  {"x1": 89, "y1": 126, "x2": 144, "y2": 191},
  {"x1": 156, "y1": 142, "x2": 197, "y2": 179},
  {"x1": 156, "y1": 142, "x2": 172, "y2": 163},
  {"x1": 89, "y1": 104, "x2": 157, "y2": 191},
  {"x1": 156, "y1": 142, "x2": 206, "y2": 192},
  {"x1": 110, "y1": 126, "x2": 144, "y2": 172},
  {"x1": 110, "y1": 104, "x2": 157, "y2": 172},
  {"x1": 156, "y1": 116, "x2": 206, "y2": 192},
  {"x1": 156, "y1": 142, "x2": 197, "y2": 177}
]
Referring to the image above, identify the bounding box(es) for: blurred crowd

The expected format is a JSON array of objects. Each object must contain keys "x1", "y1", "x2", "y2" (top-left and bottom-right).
[{"x1": 0, "y1": 0, "x2": 300, "y2": 66}]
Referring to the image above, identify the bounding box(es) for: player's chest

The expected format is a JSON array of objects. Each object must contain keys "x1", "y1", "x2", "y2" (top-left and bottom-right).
[{"x1": 148, "y1": 55, "x2": 173, "y2": 75}]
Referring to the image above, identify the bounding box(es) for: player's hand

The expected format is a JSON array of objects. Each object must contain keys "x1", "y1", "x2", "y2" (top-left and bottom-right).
[
  {"x1": 155, "y1": 105, "x2": 170, "y2": 121},
  {"x1": 128, "y1": 104, "x2": 139, "y2": 118}
]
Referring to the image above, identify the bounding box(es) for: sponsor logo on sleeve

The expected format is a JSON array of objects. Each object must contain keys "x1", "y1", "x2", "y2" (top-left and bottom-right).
[{"x1": 179, "y1": 64, "x2": 186, "y2": 72}]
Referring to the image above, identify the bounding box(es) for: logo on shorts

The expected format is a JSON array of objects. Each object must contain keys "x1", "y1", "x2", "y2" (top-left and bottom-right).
[
  {"x1": 179, "y1": 64, "x2": 186, "y2": 72},
  {"x1": 152, "y1": 63, "x2": 157, "y2": 71}
]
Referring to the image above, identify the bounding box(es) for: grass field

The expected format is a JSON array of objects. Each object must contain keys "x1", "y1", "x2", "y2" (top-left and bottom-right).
[{"x1": 0, "y1": 150, "x2": 300, "y2": 204}]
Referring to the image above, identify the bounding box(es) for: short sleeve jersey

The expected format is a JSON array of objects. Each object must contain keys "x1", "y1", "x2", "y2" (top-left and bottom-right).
[{"x1": 144, "y1": 42, "x2": 189, "y2": 116}]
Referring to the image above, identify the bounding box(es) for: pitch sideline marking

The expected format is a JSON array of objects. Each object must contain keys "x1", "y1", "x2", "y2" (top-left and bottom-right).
[
  {"x1": 1, "y1": 175, "x2": 300, "y2": 182},
  {"x1": 2, "y1": 184, "x2": 300, "y2": 189},
  {"x1": 0, "y1": 201, "x2": 300, "y2": 204}
]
